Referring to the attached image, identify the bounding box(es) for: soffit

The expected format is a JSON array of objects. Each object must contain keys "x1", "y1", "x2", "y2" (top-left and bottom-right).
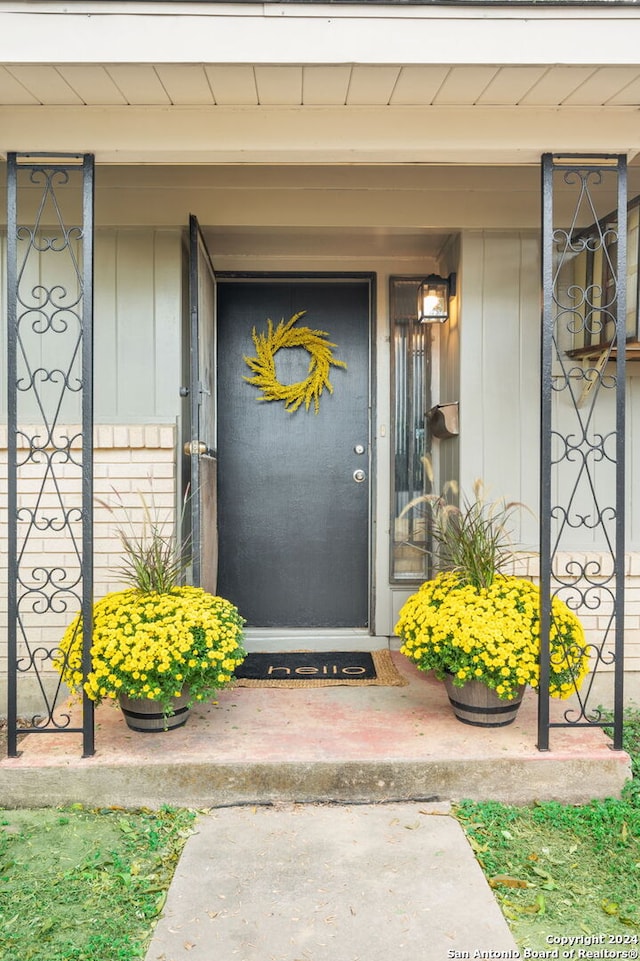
[{"x1": 3, "y1": 63, "x2": 640, "y2": 106}]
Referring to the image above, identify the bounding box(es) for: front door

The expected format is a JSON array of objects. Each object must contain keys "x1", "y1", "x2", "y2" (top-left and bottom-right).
[{"x1": 216, "y1": 277, "x2": 371, "y2": 628}]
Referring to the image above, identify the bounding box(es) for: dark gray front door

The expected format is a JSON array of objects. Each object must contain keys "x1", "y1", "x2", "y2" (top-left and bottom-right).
[{"x1": 217, "y1": 278, "x2": 371, "y2": 628}]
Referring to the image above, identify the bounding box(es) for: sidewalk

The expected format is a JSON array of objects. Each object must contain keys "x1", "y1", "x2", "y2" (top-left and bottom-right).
[{"x1": 145, "y1": 801, "x2": 520, "y2": 961}]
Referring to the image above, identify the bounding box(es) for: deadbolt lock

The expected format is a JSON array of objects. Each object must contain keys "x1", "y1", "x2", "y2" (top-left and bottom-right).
[{"x1": 353, "y1": 469, "x2": 366, "y2": 483}]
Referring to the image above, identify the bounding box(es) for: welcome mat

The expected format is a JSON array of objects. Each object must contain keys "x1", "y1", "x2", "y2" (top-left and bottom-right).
[{"x1": 233, "y1": 650, "x2": 407, "y2": 688}]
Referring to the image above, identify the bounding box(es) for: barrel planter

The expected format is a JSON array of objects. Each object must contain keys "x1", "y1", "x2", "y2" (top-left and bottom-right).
[
  {"x1": 118, "y1": 690, "x2": 191, "y2": 733},
  {"x1": 443, "y1": 675, "x2": 525, "y2": 728}
]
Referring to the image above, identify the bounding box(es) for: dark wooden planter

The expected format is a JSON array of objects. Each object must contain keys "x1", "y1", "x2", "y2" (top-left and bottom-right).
[
  {"x1": 118, "y1": 690, "x2": 191, "y2": 733},
  {"x1": 443, "y1": 675, "x2": 525, "y2": 728}
]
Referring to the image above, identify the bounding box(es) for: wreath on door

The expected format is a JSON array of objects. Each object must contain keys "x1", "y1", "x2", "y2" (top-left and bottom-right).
[{"x1": 243, "y1": 310, "x2": 347, "y2": 414}]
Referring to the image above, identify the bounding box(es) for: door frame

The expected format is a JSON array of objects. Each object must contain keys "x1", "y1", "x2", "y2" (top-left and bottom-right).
[{"x1": 216, "y1": 270, "x2": 378, "y2": 641}]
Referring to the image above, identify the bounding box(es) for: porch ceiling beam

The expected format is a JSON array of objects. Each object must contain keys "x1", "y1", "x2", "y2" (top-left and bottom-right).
[
  {"x1": 2, "y1": 7, "x2": 640, "y2": 67},
  {"x1": 1, "y1": 104, "x2": 640, "y2": 165}
]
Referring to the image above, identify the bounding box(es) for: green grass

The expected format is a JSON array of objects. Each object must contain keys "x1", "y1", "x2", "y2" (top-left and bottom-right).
[
  {"x1": 0, "y1": 805, "x2": 196, "y2": 961},
  {"x1": 455, "y1": 708, "x2": 640, "y2": 950}
]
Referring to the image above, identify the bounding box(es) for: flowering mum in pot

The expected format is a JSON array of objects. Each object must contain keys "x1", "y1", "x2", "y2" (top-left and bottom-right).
[
  {"x1": 394, "y1": 479, "x2": 589, "y2": 700},
  {"x1": 56, "y1": 490, "x2": 246, "y2": 720}
]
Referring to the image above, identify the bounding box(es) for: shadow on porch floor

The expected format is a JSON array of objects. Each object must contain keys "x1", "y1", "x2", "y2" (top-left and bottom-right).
[{"x1": 0, "y1": 652, "x2": 631, "y2": 809}]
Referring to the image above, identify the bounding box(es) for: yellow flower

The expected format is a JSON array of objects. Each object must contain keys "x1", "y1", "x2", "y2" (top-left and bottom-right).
[
  {"x1": 394, "y1": 571, "x2": 588, "y2": 701},
  {"x1": 55, "y1": 585, "x2": 246, "y2": 712}
]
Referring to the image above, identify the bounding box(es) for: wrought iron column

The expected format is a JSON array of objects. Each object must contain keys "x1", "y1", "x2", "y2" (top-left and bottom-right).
[
  {"x1": 7, "y1": 153, "x2": 95, "y2": 757},
  {"x1": 540, "y1": 153, "x2": 626, "y2": 751}
]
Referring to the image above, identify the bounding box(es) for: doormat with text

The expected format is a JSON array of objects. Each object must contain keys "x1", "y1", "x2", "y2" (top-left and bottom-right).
[{"x1": 233, "y1": 650, "x2": 407, "y2": 688}]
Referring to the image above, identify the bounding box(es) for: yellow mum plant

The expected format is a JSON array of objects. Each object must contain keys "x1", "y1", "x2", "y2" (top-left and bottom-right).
[
  {"x1": 57, "y1": 586, "x2": 246, "y2": 716},
  {"x1": 56, "y1": 486, "x2": 246, "y2": 719},
  {"x1": 395, "y1": 476, "x2": 589, "y2": 701},
  {"x1": 395, "y1": 572, "x2": 589, "y2": 700}
]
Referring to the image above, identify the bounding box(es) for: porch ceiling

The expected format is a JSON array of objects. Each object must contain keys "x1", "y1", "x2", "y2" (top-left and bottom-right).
[
  {"x1": 3, "y1": 63, "x2": 640, "y2": 108},
  {"x1": 3, "y1": 62, "x2": 640, "y2": 164}
]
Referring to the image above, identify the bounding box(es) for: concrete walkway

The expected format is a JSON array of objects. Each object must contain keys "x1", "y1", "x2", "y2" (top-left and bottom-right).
[{"x1": 145, "y1": 802, "x2": 520, "y2": 961}]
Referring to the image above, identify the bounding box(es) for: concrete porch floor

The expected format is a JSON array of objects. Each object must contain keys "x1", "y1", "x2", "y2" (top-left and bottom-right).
[{"x1": 0, "y1": 652, "x2": 631, "y2": 809}]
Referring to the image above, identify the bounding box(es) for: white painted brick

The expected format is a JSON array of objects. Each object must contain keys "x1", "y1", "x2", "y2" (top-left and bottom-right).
[
  {"x1": 103, "y1": 449, "x2": 133, "y2": 463},
  {"x1": 159, "y1": 426, "x2": 175, "y2": 448},
  {"x1": 128, "y1": 427, "x2": 145, "y2": 448},
  {"x1": 150, "y1": 462, "x2": 175, "y2": 479},
  {"x1": 100, "y1": 462, "x2": 154, "y2": 479},
  {"x1": 112, "y1": 426, "x2": 130, "y2": 448},
  {"x1": 144, "y1": 425, "x2": 160, "y2": 448},
  {"x1": 93, "y1": 539, "x2": 118, "y2": 555},
  {"x1": 96, "y1": 426, "x2": 114, "y2": 448},
  {"x1": 145, "y1": 478, "x2": 174, "y2": 493}
]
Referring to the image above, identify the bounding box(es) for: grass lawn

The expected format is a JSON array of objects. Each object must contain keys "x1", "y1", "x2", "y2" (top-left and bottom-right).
[
  {"x1": 0, "y1": 805, "x2": 195, "y2": 961},
  {"x1": 455, "y1": 709, "x2": 640, "y2": 951}
]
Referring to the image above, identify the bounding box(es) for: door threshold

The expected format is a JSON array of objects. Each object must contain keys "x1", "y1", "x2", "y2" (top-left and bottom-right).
[{"x1": 244, "y1": 629, "x2": 389, "y2": 653}]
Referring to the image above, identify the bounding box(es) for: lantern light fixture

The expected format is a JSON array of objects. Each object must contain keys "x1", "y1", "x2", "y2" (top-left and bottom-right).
[{"x1": 418, "y1": 273, "x2": 456, "y2": 324}]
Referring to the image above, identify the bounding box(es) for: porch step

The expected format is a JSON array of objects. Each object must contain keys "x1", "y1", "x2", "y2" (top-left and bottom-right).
[{"x1": 0, "y1": 654, "x2": 630, "y2": 809}]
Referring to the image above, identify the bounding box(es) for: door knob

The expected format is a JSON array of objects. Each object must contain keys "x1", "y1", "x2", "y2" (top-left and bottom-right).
[{"x1": 353, "y1": 469, "x2": 366, "y2": 483}]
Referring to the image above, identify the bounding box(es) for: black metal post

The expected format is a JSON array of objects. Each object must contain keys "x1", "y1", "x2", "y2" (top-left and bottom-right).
[
  {"x1": 7, "y1": 153, "x2": 19, "y2": 758},
  {"x1": 538, "y1": 153, "x2": 554, "y2": 751}
]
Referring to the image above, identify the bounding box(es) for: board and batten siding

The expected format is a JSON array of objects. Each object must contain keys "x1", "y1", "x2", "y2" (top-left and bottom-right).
[
  {"x1": 459, "y1": 231, "x2": 541, "y2": 546},
  {"x1": 95, "y1": 228, "x2": 183, "y2": 423},
  {"x1": 0, "y1": 228, "x2": 183, "y2": 424}
]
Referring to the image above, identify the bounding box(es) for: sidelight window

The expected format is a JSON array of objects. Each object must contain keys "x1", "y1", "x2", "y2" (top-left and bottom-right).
[{"x1": 390, "y1": 277, "x2": 432, "y2": 582}]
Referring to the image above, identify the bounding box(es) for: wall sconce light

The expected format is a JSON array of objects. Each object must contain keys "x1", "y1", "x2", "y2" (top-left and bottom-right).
[{"x1": 418, "y1": 273, "x2": 456, "y2": 324}]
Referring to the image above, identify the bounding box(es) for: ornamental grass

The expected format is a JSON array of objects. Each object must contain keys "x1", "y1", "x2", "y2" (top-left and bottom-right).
[
  {"x1": 396, "y1": 571, "x2": 589, "y2": 700},
  {"x1": 56, "y1": 586, "x2": 246, "y2": 716}
]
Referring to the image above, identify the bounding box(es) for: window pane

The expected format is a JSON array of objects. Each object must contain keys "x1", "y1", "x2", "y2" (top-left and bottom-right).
[{"x1": 390, "y1": 277, "x2": 432, "y2": 581}]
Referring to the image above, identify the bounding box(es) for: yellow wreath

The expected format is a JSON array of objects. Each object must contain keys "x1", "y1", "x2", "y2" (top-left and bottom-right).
[{"x1": 243, "y1": 310, "x2": 347, "y2": 414}]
